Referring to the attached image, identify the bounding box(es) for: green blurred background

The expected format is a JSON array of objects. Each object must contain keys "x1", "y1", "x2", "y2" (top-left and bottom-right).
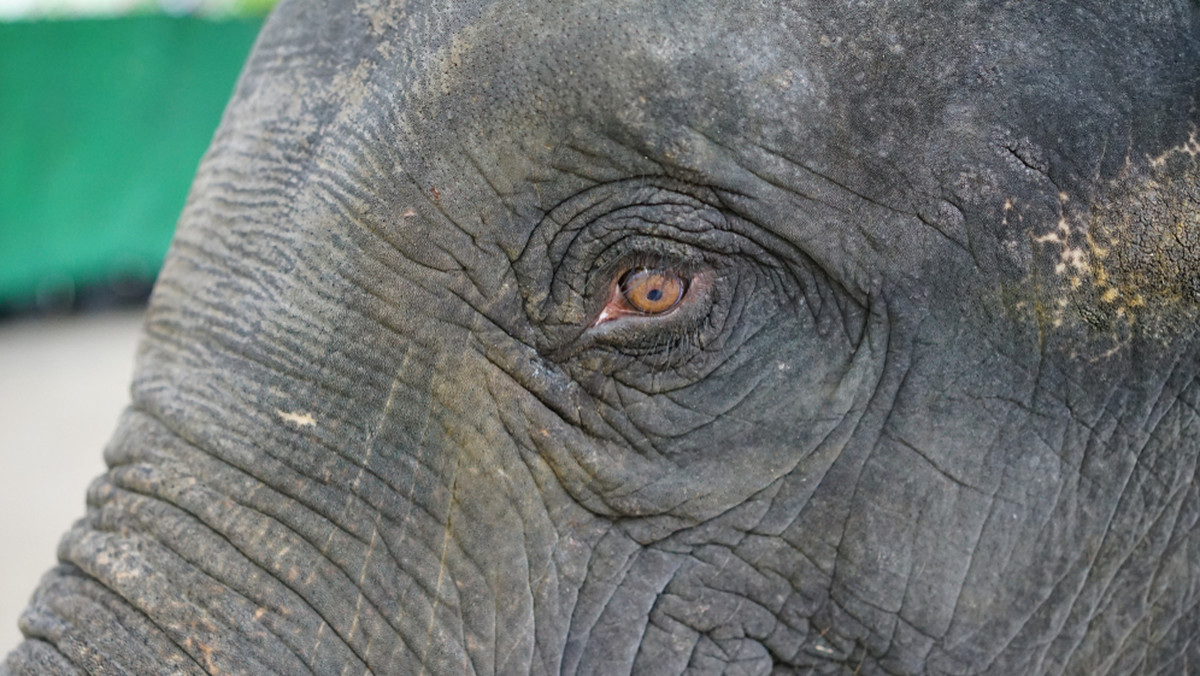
[{"x1": 0, "y1": 1, "x2": 275, "y2": 316}]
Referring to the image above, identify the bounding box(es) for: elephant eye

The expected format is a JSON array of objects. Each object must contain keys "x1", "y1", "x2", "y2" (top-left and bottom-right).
[
  {"x1": 621, "y1": 268, "x2": 687, "y2": 313},
  {"x1": 592, "y1": 268, "x2": 689, "y2": 326}
]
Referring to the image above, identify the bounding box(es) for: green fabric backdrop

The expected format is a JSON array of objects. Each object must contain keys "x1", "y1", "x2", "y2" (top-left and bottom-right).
[{"x1": 0, "y1": 16, "x2": 263, "y2": 310}]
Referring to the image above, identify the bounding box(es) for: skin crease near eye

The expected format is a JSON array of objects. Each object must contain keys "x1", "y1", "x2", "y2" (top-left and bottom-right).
[{"x1": 593, "y1": 268, "x2": 688, "y2": 326}]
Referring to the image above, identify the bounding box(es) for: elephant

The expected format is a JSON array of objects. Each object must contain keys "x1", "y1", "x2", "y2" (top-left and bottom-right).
[{"x1": 4, "y1": 0, "x2": 1200, "y2": 673}]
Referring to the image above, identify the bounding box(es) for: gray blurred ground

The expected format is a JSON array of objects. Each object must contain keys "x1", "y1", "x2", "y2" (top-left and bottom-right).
[{"x1": 0, "y1": 309, "x2": 142, "y2": 654}]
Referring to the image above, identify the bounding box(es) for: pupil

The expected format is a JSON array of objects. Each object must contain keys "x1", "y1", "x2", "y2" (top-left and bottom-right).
[{"x1": 647, "y1": 288, "x2": 663, "y2": 301}]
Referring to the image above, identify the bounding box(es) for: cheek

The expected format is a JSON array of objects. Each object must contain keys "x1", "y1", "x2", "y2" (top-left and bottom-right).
[
  {"x1": 644, "y1": 286, "x2": 870, "y2": 450},
  {"x1": 567, "y1": 298, "x2": 886, "y2": 527}
]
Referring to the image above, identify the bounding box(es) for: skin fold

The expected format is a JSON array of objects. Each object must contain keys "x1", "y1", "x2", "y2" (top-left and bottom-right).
[{"x1": 3, "y1": 1, "x2": 1200, "y2": 674}]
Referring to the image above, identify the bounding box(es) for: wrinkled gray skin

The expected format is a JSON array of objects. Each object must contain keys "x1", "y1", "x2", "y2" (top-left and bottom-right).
[{"x1": 5, "y1": 1, "x2": 1200, "y2": 674}]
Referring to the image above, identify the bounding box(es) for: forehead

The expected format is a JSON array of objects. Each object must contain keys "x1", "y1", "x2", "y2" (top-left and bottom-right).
[{"x1": 236, "y1": 0, "x2": 1199, "y2": 306}]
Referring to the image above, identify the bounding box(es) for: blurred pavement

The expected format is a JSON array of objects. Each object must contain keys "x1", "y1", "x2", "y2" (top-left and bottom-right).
[{"x1": 0, "y1": 309, "x2": 142, "y2": 655}]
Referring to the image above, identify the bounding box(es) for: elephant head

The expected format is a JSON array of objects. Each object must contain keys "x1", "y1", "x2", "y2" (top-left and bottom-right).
[{"x1": 5, "y1": 1, "x2": 1200, "y2": 674}]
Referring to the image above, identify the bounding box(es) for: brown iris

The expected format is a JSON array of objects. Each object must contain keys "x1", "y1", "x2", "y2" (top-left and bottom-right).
[{"x1": 619, "y1": 268, "x2": 687, "y2": 314}]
